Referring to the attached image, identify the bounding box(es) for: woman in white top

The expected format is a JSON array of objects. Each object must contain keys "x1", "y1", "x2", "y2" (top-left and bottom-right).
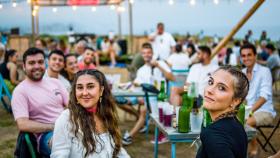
[
  {"x1": 167, "y1": 44, "x2": 191, "y2": 70},
  {"x1": 51, "y1": 69, "x2": 130, "y2": 158}
]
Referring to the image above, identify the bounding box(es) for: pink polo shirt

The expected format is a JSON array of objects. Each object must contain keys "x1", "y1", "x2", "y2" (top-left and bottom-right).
[
  {"x1": 78, "y1": 62, "x2": 96, "y2": 70},
  {"x1": 11, "y1": 77, "x2": 68, "y2": 124}
]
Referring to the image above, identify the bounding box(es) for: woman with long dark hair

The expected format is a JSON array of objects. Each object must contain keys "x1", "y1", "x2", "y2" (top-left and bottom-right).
[
  {"x1": 0, "y1": 49, "x2": 20, "y2": 92},
  {"x1": 196, "y1": 66, "x2": 250, "y2": 158},
  {"x1": 51, "y1": 69, "x2": 130, "y2": 157},
  {"x1": 60, "y1": 54, "x2": 79, "y2": 83}
]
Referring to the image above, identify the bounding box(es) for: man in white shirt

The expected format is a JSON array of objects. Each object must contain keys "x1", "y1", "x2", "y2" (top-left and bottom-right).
[
  {"x1": 170, "y1": 46, "x2": 219, "y2": 106},
  {"x1": 44, "y1": 50, "x2": 71, "y2": 92},
  {"x1": 258, "y1": 43, "x2": 280, "y2": 71},
  {"x1": 240, "y1": 43, "x2": 276, "y2": 157},
  {"x1": 149, "y1": 22, "x2": 176, "y2": 60},
  {"x1": 122, "y1": 43, "x2": 175, "y2": 145}
]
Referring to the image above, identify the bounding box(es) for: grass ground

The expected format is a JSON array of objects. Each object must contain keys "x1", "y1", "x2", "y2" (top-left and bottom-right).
[{"x1": 0, "y1": 95, "x2": 279, "y2": 158}]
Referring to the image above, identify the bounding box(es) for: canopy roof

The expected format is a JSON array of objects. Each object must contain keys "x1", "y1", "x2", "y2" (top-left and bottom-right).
[{"x1": 0, "y1": 0, "x2": 124, "y2": 6}]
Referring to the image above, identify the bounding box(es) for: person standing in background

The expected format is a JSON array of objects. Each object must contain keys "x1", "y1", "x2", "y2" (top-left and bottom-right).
[{"x1": 149, "y1": 22, "x2": 176, "y2": 60}]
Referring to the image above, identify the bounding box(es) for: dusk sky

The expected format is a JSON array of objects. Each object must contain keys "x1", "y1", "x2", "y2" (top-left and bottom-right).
[{"x1": 0, "y1": 0, "x2": 279, "y2": 40}]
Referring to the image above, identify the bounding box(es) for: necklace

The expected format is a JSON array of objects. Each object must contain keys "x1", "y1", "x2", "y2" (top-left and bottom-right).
[{"x1": 213, "y1": 109, "x2": 238, "y2": 123}]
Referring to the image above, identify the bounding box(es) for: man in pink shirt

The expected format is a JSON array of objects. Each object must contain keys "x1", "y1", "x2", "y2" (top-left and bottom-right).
[
  {"x1": 78, "y1": 47, "x2": 96, "y2": 70},
  {"x1": 11, "y1": 47, "x2": 69, "y2": 157}
]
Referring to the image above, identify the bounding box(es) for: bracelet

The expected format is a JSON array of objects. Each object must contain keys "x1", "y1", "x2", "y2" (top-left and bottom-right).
[{"x1": 249, "y1": 111, "x2": 254, "y2": 117}]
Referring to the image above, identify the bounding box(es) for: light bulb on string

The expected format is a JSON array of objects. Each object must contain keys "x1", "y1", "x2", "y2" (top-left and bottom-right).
[
  {"x1": 72, "y1": 5, "x2": 77, "y2": 11},
  {"x1": 117, "y1": 5, "x2": 125, "y2": 13},
  {"x1": 52, "y1": 7, "x2": 57, "y2": 13},
  {"x1": 34, "y1": 5, "x2": 39, "y2": 10},
  {"x1": 110, "y1": 5, "x2": 115, "y2": 10},
  {"x1": 0, "y1": 4, "x2": 3, "y2": 9},
  {"x1": 12, "y1": 2, "x2": 17, "y2": 7},
  {"x1": 239, "y1": 0, "x2": 244, "y2": 3},
  {"x1": 27, "y1": 0, "x2": 31, "y2": 4},
  {"x1": 129, "y1": 0, "x2": 134, "y2": 4},
  {"x1": 32, "y1": 10, "x2": 37, "y2": 16},
  {"x1": 168, "y1": 0, "x2": 174, "y2": 5},
  {"x1": 91, "y1": 6, "x2": 96, "y2": 12},
  {"x1": 190, "y1": 0, "x2": 196, "y2": 6},
  {"x1": 214, "y1": 0, "x2": 219, "y2": 5}
]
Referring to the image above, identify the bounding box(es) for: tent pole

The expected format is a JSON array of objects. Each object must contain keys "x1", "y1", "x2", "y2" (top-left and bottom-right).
[
  {"x1": 31, "y1": 0, "x2": 35, "y2": 46},
  {"x1": 211, "y1": 0, "x2": 265, "y2": 59},
  {"x1": 128, "y1": 0, "x2": 133, "y2": 54}
]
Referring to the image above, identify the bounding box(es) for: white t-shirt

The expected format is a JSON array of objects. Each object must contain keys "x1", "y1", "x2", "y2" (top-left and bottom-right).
[
  {"x1": 51, "y1": 110, "x2": 130, "y2": 158},
  {"x1": 187, "y1": 63, "x2": 219, "y2": 96},
  {"x1": 167, "y1": 53, "x2": 191, "y2": 70},
  {"x1": 134, "y1": 61, "x2": 171, "y2": 86},
  {"x1": 149, "y1": 32, "x2": 176, "y2": 60},
  {"x1": 44, "y1": 70, "x2": 71, "y2": 92}
]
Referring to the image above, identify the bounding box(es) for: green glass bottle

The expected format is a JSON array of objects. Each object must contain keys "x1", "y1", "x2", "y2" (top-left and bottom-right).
[
  {"x1": 202, "y1": 108, "x2": 212, "y2": 128},
  {"x1": 178, "y1": 86, "x2": 194, "y2": 133},
  {"x1": 237, "y1": 103, "x2": 245, "y2": 125},
  {"x1": 157, "y1": 80, "x2": 167, "y2": 123},
  {"x1": 157, "y1": 80, "x2": 167, "y2": 102}
]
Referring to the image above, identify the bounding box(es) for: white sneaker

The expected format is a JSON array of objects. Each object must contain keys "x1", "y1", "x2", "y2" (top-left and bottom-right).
[
  {"x1": 139, "y1": 126, "x2": 148, "y2": 133},
  {"x1": 150, "y1": 136, "x2": 169, "y2": 144},
  {"x1": 122, "y1": 131, "x2": 132, "y2": 145}
]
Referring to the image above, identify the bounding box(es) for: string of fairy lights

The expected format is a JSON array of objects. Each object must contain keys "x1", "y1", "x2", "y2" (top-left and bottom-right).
[{"x1": 0, "y1": 0, "x2": 246, "y2": 14}]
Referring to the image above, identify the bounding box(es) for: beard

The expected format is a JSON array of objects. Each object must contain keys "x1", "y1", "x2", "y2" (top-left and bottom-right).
[
  {"x1": 84, "y1": 58, "x2": 93, "y2": 65},
  {"x1": 26, "y1": 68, "x2": 45, "y2": 81}
]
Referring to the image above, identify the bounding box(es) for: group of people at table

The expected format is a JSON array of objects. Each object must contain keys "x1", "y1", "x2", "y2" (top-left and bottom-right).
[{"x1": 0, "y1": 22, "x2": 279, "y2": 157}]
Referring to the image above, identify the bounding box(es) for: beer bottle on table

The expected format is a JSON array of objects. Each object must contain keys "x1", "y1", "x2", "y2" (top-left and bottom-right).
[
  {"x1": 157, "y1": 80, "x2": 167, "y2": 102},
  {"x1": 178, "y1": 85, "x2": 194, "y2": 133},
  {"x1": 158, "y1": 80, "x2": 167, "y2": 123},
  {"x1": 237, "y1": 103, "x2": 245, "y2": 126},
  {"x1": 202, "y1": 108, "x2": 212, "y2": 128}
]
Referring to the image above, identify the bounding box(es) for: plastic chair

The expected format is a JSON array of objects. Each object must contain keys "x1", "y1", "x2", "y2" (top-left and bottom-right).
[
  {"x1": 141, "y1": 83, "x2": 159, "y2": 138},
  {"x1": 256, "y1": 116, "x2": 280, "y2": 153},
  {"x1": 25, "y1": 133, "x2": 37, "y2": 158},
  {"x1": 14, "y1": 132, "x2": 39, "y2": 158},
  {"x1": 0, "y1": 74, "x2": 12, "y2": 113}
]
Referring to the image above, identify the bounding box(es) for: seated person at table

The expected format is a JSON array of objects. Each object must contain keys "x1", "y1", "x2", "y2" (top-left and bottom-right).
[
  {"x1": 11, "y1": 48, "x2": 68, "y2": 157},
  {"x1": 44, "y1": 50, "x2": 71, "y2": 92},
  {"x1": 170, "y1": 45, "x2": 219, "y2": 106},
  {"x1": 51, "y1": 69, "x2": 130, "y2": 157},
  {"x1": 121, "y1": 42, "x2": 175, "y2": 145},
  {"x1": 101, "y1": 36, "x2": 119, "y2": 67},
  {"x1": 60, "y1": 54, "x2": 79, "y2": 83},
  {"x1": 78, "y1": 47, "x2": 96, "y2": 70},
  {"x1": 76, "y1": 40, "x2": 100, "y2": 67},
  {"x1": 166, "y1": 43, "x2": 191, "y2": 70},
  {"x1": 240, "y1": 43, "x2": 276, "y2": 157},
  {"x1": 0, "y1": 49, "x2": 21, "y2": 92},
  {"x1": 196, "y1": 66, "x2": 249, "y2": 158}
]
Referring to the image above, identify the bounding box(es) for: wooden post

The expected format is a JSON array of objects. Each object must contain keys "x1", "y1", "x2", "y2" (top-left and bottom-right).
[
  {"x1": 211, "y1": 0, "x2": 265, "y2": 59},
  {"x1": 117, "y1": 4, "x2": 122, "y2": 39},
  {"x1": 128, "y1": 1, "x2": 133, "y2": 54},
  {"x1": 35, "y1": 9, "x2": 39, "y2": 37},
  {"x1": 31, "y1": 1, "x2": 35, "y2": 46}
]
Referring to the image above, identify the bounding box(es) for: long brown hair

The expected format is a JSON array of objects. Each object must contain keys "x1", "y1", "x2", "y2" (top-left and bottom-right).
[{"x1": 68, "y1": 69, "x2": 121, "y2": 157}]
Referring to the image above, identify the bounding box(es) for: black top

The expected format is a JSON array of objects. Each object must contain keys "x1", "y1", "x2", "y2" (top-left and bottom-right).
[
  {"x1": 0, "y1": 62, "x2": 10, "y2": 80},
  {"x1": 196, "y1": 117, "x2": 248, "y2": 158}
]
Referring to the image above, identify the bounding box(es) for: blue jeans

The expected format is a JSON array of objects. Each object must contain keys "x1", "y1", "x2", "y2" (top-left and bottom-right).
[{"x1": 39, "y1": 131, "x2": 53, "y2": 157}]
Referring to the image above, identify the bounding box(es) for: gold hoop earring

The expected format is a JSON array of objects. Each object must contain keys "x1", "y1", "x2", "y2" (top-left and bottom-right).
[{"x1": 99, "y1": 96, "x2": 102, "y2": 103}]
